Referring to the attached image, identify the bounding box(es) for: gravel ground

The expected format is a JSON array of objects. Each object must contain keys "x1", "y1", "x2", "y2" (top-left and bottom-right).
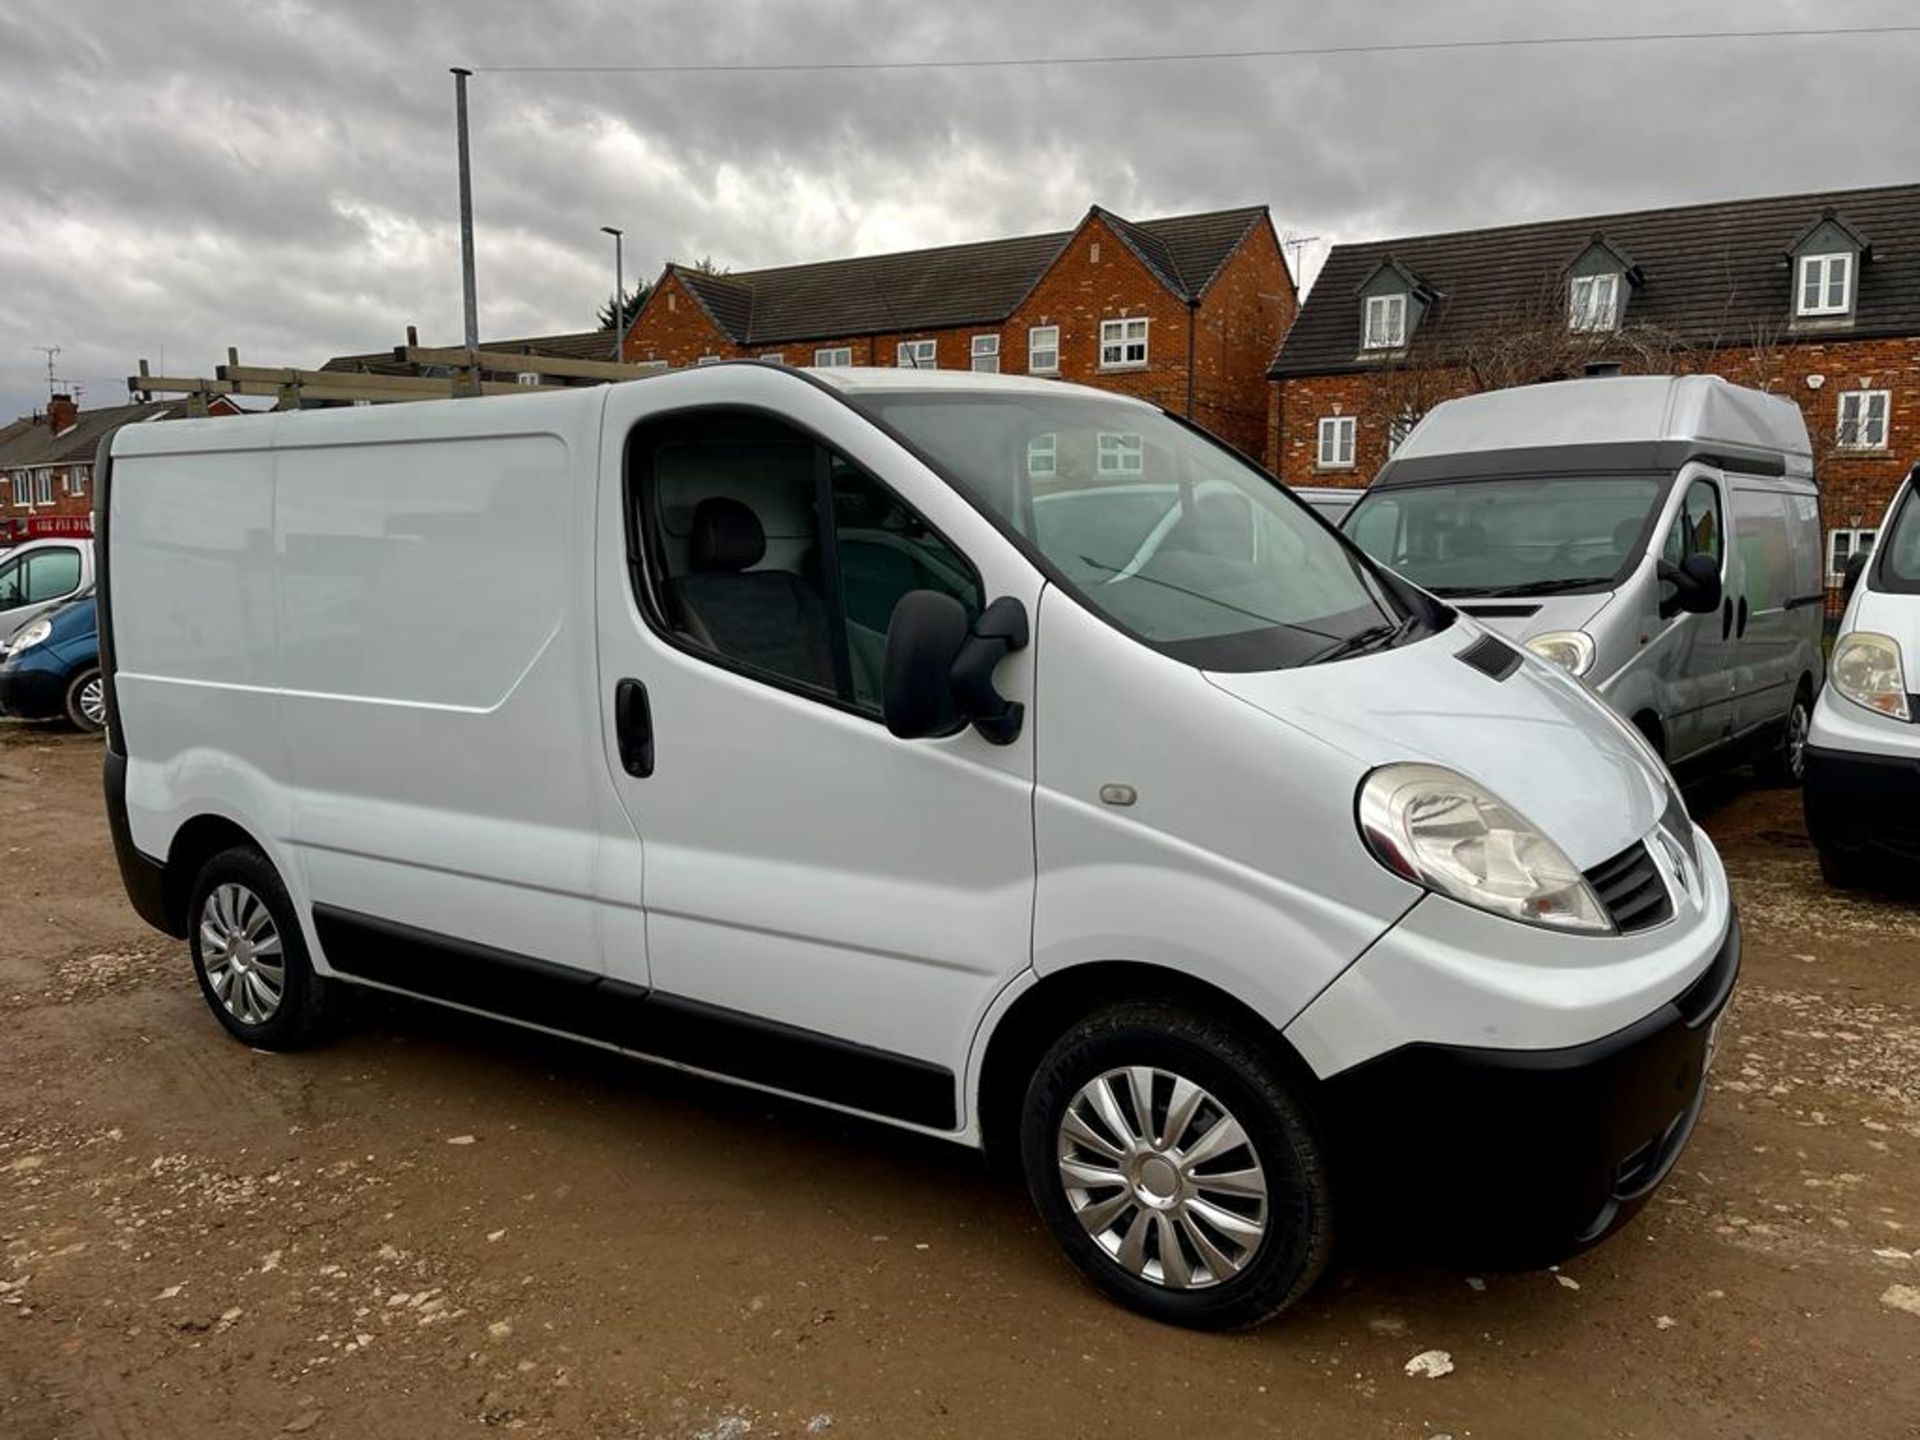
[{"x1": 2, "y1": 724, "x2": 1918, "y2": 1439}]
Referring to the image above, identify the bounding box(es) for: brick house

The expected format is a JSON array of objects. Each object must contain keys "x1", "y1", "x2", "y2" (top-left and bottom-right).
[
  {"x1": 1267, "y1": 183, "x2": 1920, "y2": 593},
  {"x1": 0, "y1": 394, "x2": 242, "y2": 543},
  {"x1": 622, "y1": 205, "x2": 1294, "y2": 458}
]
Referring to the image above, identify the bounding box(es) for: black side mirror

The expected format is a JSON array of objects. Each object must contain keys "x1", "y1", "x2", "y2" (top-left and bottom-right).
[
  {"x1": 882, "y1": 591, "x2": 1029, "y2": 745},
  {"x1": 1843, "y1": 550, "x2": 1869, "y2": 603},
  {"x1": 1657, "y1": 552, "x2": 1723, "y2": 618}
]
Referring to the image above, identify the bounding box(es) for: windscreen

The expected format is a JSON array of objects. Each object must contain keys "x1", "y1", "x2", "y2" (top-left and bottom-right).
[
  {"x1": 1878, "y1": 484, "x2": 1920, "y2": 592},
  {"x1": 1344, "y1": 474, "x2": 1665, "y2": 597},
  {"x1": 850, "y1": 390, "x2": 1417, "y2": 670}
]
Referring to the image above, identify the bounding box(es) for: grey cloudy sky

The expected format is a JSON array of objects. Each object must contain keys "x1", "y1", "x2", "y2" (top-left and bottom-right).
[{"x1": 3, "y1": 0, "x2": 1917, "y2": 423}]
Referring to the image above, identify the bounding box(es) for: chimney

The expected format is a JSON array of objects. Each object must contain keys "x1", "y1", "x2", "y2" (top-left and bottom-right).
[{"x1": 47, "y1": 393, "x2": 78, "y2": 434}]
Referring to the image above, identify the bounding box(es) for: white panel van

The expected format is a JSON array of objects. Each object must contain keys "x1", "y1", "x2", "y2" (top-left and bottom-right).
[
  {"x1": 1805, "y1": 463, "x2": 1920, "y2": 885},
  {"x1": 1344, "y1": 377, "x2": 1826, "y2": 783},
  {"x1": 100, "y1": 367, "x2": 1737, "y2": 1329}
]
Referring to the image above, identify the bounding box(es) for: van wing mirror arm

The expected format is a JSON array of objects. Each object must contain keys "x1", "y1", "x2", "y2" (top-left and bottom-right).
[{"x1": 950, "y1": 596, "x2": 1029, "y2": 746}]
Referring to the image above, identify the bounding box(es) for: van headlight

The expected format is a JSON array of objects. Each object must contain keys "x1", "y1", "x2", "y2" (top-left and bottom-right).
[
  {"x1": 7, "y1": 619, "x2": 53, "y2": 655},
  {"x1": 1358, "y1": 763, "x2": 1612, "y2": 933},
  {"x1": 1525, "y1": 629, "x2": 1595, "y2": 676},
  {"x1": 1831, "y1": 632, "x2": 1911, "y2": 722}
]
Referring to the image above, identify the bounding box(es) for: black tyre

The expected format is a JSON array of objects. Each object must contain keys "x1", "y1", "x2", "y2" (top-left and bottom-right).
[
  {"x1": 1818, "y1": 846, "x2": 1876, "y2": 892},
  {"x1": 187, "y1": 846, "x2": 336, "y2": 1049},
  {"x1": 1757, "y1": 685, "x2": 1812, "y2": 787},
  {"x1": 63, "y1": 667, "x2": 105, "y2": 733},
  {"x1": 1019, "y1": 1001, "x2": 1333, "y2": 1330}
]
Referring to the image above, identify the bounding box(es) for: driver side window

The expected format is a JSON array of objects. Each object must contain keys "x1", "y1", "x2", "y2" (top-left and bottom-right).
[
  {"x1": 1664, "y1": 478, "x2": 1723, "y2": 567},
  {"x1": 0, "y1": 557, "x2": 20, "y2": 610}
]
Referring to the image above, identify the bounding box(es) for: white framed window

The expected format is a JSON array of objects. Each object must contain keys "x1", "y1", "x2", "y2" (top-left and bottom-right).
[
  {"x1": 1099, "y1": 317, "x2": 1148, "y2": 368},
  {"x1": 64, "y1": 467, "x2": 85, "y2": 497},
  {"x1": 970, "y1": 334, "x2": 1000, "y2": 373},
  {"x1": 5, "y1": 475, "x2": 22, "y2": 508},
  {"x1": 1797, "y1": 252, "x2": 1853, "y2": 317},
  {"x1": 896, "y1": 338, "x2": 938, "y2": 370},
  {"x1": 1096, "y1": 432, "x2": 1144, "y2": 476},
  {"x1": 515, "y1": 371, "x2": 541, "y2": 386},
  {"x1": 1026, "y1": 433, "x2": 1058, "y2": 479},
  {"x1": 1569, "y1": 273, "x2": 1621, "y2": 332},
  {"x1": 812, "y1": 347, "x2": 852, "y2": 368},
  {"x1": 1837, "y1": 389, "x2": 1890, "y2": 450},
  {"x1": 1362, "y1": 293, "x2": 1407, "y2": 350},
  {"x1": 34, "y1": 469, "x2": 54, "y2": 505},
  {"x1": 1828, "y1": 527, "x2": 1877, "y2": 584},
  {"x1": 694, "y1": 353, "x2": 722, "y2": 366},
  {"x1": 1317, "y1": 415, "x2": 1356, "y2": 469},
  {"x1": 1028, "y1": 325, "x2": 1060, "y2": 374}
]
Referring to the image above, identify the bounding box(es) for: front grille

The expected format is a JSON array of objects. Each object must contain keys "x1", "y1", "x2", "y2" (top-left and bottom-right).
[{"x1": 1584, "y1": 841, "x2": 1673, "y2": 933}]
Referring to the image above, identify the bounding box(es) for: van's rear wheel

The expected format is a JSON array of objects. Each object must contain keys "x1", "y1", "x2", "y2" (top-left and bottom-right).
[
  {"x1": 188, "y1": 847, "x2": 336, "y2": 1049},
  {"x1": 1019, "y1": 1002, "x2": 1332, "y2": 1330}
]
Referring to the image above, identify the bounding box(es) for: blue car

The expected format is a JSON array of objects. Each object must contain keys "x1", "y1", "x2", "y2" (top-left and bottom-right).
[{"x1": 0, "y1": 588, "x2": 102, "y2": 732}]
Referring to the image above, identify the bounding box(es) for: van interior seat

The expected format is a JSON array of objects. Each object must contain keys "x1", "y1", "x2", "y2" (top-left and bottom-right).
[{"x1": 671, "y1": 496, "x2": 836, "y2": 691}]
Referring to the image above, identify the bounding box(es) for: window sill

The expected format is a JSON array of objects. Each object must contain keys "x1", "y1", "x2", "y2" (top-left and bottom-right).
[
  {"x1": 1027, "y1": 367, "x2": 1060, "y2": 377},
  {"x1": 1833, "y1": 447, "x2": 1895, "y2": 459},
  {"x1": 1313, "y1": 465, "x2": 1357, "y2": 474},
  {"x1": 1097, "y1": 362, "x2": 1150, "y2": 374}
]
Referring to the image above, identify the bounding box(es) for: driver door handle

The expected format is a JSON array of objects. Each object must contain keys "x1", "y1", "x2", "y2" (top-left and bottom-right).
[
  {"x1": 1721, "y1": 598, "x2": 1734, "y2": 640},
  {"x1": 615, "y1": 678, "x2": 654, "y2": 778},
  {"x1": 1736, "y1": 596, "x2": 1749, "y2": 638}
]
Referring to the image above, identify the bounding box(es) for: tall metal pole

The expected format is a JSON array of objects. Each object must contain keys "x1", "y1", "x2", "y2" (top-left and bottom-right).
[
  {"x1": 601, "y1": 226, "x2": 624, "y2": 360},
  {"x1": 452, "y1": 67, "x2": 480, "y2": 388}
]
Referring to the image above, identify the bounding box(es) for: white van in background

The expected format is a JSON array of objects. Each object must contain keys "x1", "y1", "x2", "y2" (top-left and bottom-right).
[
  {"x1": 1805, "y1": 463, "x2": 1920, "y2": 886},
  {"x1": 1344, "y1": 377, "x2": 1825, "y2": 782},
  {"x1": 99, "y1": 366, "x2": 1736, "y2": 1329},
  {"x1": 0, "y1": 535, "x2": 92, "y2": 650}
]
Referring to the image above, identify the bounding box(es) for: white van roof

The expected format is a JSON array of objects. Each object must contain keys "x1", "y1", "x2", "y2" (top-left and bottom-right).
[{"x1": 1376, "y1": 375, "x2": 1814, "y2": 487}]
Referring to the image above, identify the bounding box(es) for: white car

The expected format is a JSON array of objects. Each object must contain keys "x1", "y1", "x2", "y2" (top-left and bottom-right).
[
  {"x1": 1805, "y1": 462, "x2": 1920, "y2": 885},
  {"x1": 99, "y1": 365, "x2": 1736, "y2": 1329}
]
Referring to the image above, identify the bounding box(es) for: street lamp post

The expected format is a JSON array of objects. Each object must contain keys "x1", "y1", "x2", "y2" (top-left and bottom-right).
[{"x1": 601, "y1": 226, "x2": 625, "y2": 361}]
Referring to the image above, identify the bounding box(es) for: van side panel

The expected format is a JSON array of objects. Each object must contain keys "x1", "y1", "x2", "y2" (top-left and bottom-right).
[
  {"x1": 113, "y1": 443, "x2": 291, "y2": 868},
  {"x1": 273, "y1": 433, "x2": 606, "y2": 972}
]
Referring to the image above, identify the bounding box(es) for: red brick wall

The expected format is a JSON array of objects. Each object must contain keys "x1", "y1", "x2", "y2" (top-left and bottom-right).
[
  {"x1": 1271, "y1": 336, "x2": 1920, "y2": 590},
  {"x1": 1190, "y1": 219, "x2": 1295, "y2": 457},
  {"x1": 618, "y1": 215, "x2": 1296, "y2": 459},
  {"x1": 622, "y1": 272, "x2": 736, "y2": 366}
]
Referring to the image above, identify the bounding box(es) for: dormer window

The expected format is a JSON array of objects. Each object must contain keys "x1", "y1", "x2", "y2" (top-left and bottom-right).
[
  {"x1": 1569, "y1": 272, "x2": 1621, "y2": 332},
  {"x1": 1797, "y1": 252, "x2": 1852, "y2": 317},
  {"x1": 1363, "y1": 293, "x2": 1407, "y2": 350},
  {"x1": 1786, "y1": 209, "x2": 1869, "y2": 322}
]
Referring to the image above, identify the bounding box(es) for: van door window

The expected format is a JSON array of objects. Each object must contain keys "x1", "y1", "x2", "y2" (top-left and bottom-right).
[
  {"x1": 0, "y1": 556, "x2": 20, "y2": 610},
  {"x1": 1663, "y1": 478, "x2": 1723, "y2": 568},
  {"x1": 21, "y1": 547, "x2": 80, "y2": 603},
  {"x1": 629, "y1": 409, "x2": 980, "y2": 717}
]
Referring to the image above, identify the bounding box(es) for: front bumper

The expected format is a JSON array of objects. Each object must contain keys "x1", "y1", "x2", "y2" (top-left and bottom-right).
[
  {"x1": 0, "y1": 658, "x2": 67, "y2": 719},
  {"x1": 1804, "y1": 743, "x2": 1920, "y2": 861},
  {"x1": 1320, "y1": 910, "x2": 1739, "y2": 1268}
]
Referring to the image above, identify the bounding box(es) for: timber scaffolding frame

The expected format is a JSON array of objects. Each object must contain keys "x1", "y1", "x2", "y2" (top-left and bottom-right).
[{"x1": 127, "y1": 345, "x2": 671, "y2": 410}]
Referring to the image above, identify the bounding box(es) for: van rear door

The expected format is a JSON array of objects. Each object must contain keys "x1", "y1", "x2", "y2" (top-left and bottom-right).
[{"x1": 592, "y1": 371, "x2": 1041, "y2": 1130}]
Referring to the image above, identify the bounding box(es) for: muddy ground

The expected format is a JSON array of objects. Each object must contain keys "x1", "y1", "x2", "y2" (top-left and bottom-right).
[{"x1": 2, "y1": 724, "x2": 1918, "y2": 1439}]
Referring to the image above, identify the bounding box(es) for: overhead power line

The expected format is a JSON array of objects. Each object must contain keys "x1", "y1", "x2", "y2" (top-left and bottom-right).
[{"x1": 470, "y1": 24, "x2": 1920, "y2": 75}]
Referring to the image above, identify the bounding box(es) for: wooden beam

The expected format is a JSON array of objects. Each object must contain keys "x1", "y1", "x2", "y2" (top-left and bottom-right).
[
  {"x1": 131, "y1": 372, "x2": 567, "y2": 404},
  {"x1": 220, "y1": 364, "x2": 453, "y2": 393},
  {"x1": 399, "y1": 345, "x2": 660, "y2": 382}
]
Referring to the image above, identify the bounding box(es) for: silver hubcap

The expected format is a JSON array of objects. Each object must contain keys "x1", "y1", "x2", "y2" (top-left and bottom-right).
[
  {"x1": 77, "y1": 676, "x2": 105, "y2": 727},
  {"x1": 1057, "y1": 1066, "x2": 1269, "y2": 1290},
  {"x1": 1788, "y1": 701, "x2": 1809, "y2": 780},
  {"x1": 199, "y1": 883, "x2": 286, "y2": 1025}
]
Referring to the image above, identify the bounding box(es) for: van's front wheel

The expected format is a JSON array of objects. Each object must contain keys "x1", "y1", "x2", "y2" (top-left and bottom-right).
[
  {"x1": 1019, "y1": 1002, "x2": 1333, "y2": 1330},
  {"x1": 188, "y1": 847, "x2": 337, "y2": 1049}
]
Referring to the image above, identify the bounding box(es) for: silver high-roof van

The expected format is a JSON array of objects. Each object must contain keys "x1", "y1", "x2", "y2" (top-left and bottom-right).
[{"x1": 1345, "y1": 377, "x2": 1825, "y2": 781}]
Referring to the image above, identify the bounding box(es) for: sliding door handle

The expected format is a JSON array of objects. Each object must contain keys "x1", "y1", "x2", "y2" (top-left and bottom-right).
[{"x1": 615, "y1": 678, "x2": 654, "y2": 778}]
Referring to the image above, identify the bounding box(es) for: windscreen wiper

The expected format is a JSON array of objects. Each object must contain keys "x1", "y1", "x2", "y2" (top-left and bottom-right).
[
  {"x1": 1470, "y1": 576, "x2": 1616, "y2": 598},
  {"x1": 1308, "y1": 612, "x2": 1419, "y2": 665}
]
